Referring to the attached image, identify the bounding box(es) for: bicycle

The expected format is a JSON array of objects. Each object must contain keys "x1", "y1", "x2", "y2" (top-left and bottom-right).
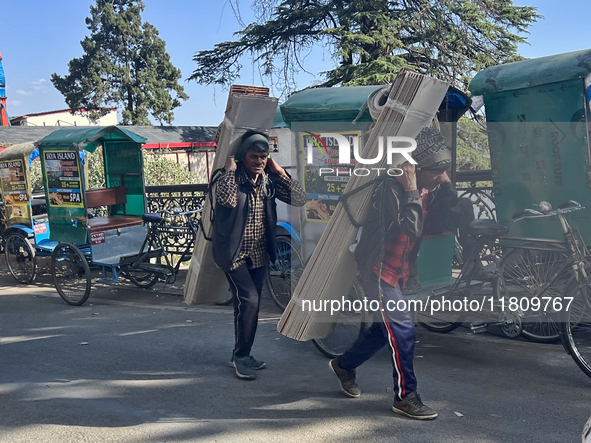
[
  {"x1": 415, "y1": 201, "x2": 588, "y2": 343},
  {"x1": 120, "y1": 206, "x2": 203, "y2": 288},
  {"x1": 499, "y1": 200, "x2": 591, "y2": 379},
  {"x1": 266, "y1": 233, "x2": 304, "y2": 310}
]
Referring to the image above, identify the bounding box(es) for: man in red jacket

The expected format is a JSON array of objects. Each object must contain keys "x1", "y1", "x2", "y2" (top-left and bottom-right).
[{"x1": 329, "y1": 127, "x2": 460, "y2": 420}]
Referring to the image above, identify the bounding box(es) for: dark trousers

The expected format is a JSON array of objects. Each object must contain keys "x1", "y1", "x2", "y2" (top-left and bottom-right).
[
  {"x1": 225, "y1": 264, "x2": 267, "y2": 358},
  {"x1": 338, "y1": 276, "x2": 417, "y2": 400}
]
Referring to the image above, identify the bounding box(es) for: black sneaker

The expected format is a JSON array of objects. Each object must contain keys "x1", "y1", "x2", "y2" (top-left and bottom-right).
[
  {"x1": 392, "y1": 391, "x2": 438, "y2": 420},
  {"x1": 229, "y1": 355, "x2": 266, "y2": 370},
  {"x1": 246, "y1": 355, "x2": 266, "y2": 370},
  {"x1": 329, "y1": 358, "x2": 360, "y2": 398},
  {"x1": 232, "y1": 356, "x2": 256, "y2": 380}
]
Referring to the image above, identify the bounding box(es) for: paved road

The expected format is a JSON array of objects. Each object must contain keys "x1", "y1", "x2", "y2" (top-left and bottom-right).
[{"x1": 1, "y1": 261, "x2": 590, "y2": 442}]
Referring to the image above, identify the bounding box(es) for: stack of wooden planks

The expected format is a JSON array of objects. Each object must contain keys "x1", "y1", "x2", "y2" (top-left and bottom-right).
[
  {"x1": 184, "y1": 87, "x2": 278, "y2": 304},
  {"x1": 278, "y1": 69, "x2": 449, "y2": 340}
]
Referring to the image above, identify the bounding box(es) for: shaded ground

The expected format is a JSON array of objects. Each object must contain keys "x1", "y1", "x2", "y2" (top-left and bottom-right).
[{"x1": 0, "y1": 257, "x2": 590, "y2": 442}]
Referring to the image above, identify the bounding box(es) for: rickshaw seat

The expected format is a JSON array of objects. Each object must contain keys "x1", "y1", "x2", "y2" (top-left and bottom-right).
[
  {"x1": 142, "y1": 213, "x2": 165, "y2": 224},
  {"x1": 85, "y1": 187, "x2": 127, "y2": 208},
  {"x1": 87, "y1": 216, "x2": 143, "y2": 233},
  {"x1": 468, "y1": 219, "x2": 509, "y2": 236}
]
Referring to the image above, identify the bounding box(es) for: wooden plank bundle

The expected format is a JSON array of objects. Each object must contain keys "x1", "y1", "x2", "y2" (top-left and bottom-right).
[
  {"x1": 184, "y1": 87, "x2": 278, "y2": 304},
  {"x1": 277, "y1": 70, "x2": 449, "y2": 340}
]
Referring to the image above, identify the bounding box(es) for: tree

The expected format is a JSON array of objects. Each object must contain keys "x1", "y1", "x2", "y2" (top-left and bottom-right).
[
  {"x1": 143, "y1": 149, "x2": 201, "y2": 185},
  {"x1": 52, "y1": 0, "x2": 188, "y2": 125},
  {"x1": 190, "y1": 0, "x2": 540, "y2": 94},
  {"x1": 456, "y1": 116, "x2": 490, "y2": 171}
]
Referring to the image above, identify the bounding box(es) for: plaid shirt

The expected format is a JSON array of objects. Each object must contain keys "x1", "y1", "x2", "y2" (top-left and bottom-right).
[
  {"x1": 373, "y1": 190, "x2": 429, "y2": 288},
  {"x1": 216, "y1": 167, "x2": 305, "y2": 271}
]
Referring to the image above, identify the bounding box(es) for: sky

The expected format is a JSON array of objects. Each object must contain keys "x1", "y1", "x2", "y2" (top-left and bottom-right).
[{"x1": 1, "y1": 0, "x2": 590, "y2": 127}]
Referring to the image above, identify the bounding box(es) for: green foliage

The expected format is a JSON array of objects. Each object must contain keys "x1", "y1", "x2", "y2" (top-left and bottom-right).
[
  {"x1": 29, "y1": 159, "x2": 43, "y2": 193},
  {"x1": 142, "y1": 149, "x2": 201, "y2": 186},
  {"x1": 29, "y1": 148, "x2": 197, "y2": 194},
  {"x1": 51, "y1": 0, "x2": 188, "y2": 125},
  {"x1": 86, "y1": 148, "x2": 106, "y2": 188},
  {"x1": 189, "y1": 0, "x2": 540, "y2": 94},
  {"x1": 456, "y1": 116, "x2": 491, "y2": 171}
]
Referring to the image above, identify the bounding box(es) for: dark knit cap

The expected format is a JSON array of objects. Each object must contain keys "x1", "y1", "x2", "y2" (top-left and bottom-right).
[
  {"x1": 235, "y1": 133, "x2": 269, "y2": 161},
  {"x1": 413, "y1": 127, "x2": 451, "y2": 170}
]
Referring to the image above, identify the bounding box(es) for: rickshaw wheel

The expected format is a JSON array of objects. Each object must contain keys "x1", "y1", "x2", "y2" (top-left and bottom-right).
[
  {"x1": 266, "y1": 236, "x2": 304, "y2": 311},
  {"x1": 51, "y1": 242, "x2": 91, "y2": 306},
  {"x1": 494, "y1": 247, "x2": 568, "y2": 343},
  {"x1": 417, "y1": 293, "x2": 467, "y2": 333},
  {"x1": 5, "y1": 233, "x2": 37, "y2": 284},
  {"x1": 311, "y1": 279, "x2": 367, "y2": 359},
  {"x1": 124, "y1": 269, "x2": 159, "y2": 289}
]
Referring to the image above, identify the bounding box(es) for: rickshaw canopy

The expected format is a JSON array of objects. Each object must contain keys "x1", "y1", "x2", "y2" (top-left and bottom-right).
[
  {"x1": 280, "y1": 84, "x2": 471, "y2": 127},
  {"x1": 37, "y1": 126, "x2": 147, "y2": 153},
  {"x1": 0, "y1": 141, "x2": 38, "y2": 164},
  {"x1": 278, "y1": 82, "x2": 471, "y2": 287},
  {"x1": 469, "y1": 49, "x2": 591, "y2": 96}
]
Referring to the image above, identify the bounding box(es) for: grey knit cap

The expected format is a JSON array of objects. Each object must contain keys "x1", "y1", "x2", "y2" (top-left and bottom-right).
[{"x1": 412, "y1": 127, "x2": 451, "y2": 170}]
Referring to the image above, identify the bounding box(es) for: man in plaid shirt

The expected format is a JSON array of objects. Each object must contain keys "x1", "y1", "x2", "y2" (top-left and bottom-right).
[
  {"x1": 212, "y1": 131, "x2": 306, "y2": 380},
  {"x1": 330, "y1": 127, "x2": 461, "y2": 420}
]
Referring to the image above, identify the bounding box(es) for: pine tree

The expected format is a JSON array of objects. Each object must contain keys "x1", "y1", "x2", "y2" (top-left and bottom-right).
[
  {"x1": 52, "y1": 0, "x2": 188, "y2": 125},
  {"x1": 189, "y1": 0, "x2": 540, "y2": 95}
]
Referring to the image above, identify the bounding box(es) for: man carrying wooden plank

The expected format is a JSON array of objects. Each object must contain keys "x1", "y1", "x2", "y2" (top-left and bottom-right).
[
  {"x1": 329, "y1": 127, "x2": 460, "y2": 420},
  {"x1": 212, "y1": 131, "x2": 306, "y2": 380}
]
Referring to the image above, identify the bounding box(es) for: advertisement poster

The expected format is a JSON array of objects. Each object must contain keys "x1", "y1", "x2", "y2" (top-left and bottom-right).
[
  {"x1": 0, "y1": 158, "x2": 31, "y2": 226},
  {"x1": 43, "y1": 151, "x2": 84, "y2": 208},
  {"x1": 269, "y1": 135, "x2": 279, "y2": 153},
  {"x1": 302, "y1": 131, "x2": 358, "y2": 222}
]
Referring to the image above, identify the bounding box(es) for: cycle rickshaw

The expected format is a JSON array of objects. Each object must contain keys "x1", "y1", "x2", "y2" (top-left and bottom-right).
[
  {"x1": 2, "y1": 126, "x2": 199, "y2": 306},
  {"x1": 0, "y1": 140, "x2": 51, "y2": 283}
]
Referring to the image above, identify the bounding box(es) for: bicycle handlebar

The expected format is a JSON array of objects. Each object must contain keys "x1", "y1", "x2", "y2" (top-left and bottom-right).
[
  {"x1": 163, "y1": 205, "x2": 203, "y2": 217},
  {"x1": 557, "y1": 200, "x2": 581, "y2": 210},
  {"x1": 512, "y1": 200, "x2": 584, "y2": 222}
]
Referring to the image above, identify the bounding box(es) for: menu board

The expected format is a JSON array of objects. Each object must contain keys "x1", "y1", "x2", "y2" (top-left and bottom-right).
[
  {"x1": 43, "y1": 151, "x2": 84, "y2": 208},
  {"x1": 0, "y1": 158, "x2": 31, "y2": 225},
  {"x1": 301, "y1": 131, "x2": 358, "y2": 222}
]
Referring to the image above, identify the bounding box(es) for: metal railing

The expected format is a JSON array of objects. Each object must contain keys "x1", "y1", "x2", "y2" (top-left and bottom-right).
[
  {"x1": 455, "y1": 169, "x2": 495, "y2": 220},
  {"x1": 145, "y1": 184, "x2": 208, "y2": 258}
]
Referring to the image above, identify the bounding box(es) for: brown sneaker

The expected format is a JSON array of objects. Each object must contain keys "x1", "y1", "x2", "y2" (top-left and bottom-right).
[
  {"x1": 329, "y1": 358, "x2": 360, "y2": 398},
  {"x1": 392, "y1": 391, "x2": 438, "y2": 420}
]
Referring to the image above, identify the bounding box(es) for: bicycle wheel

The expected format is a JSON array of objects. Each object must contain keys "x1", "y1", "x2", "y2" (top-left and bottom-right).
[
  {"x1": 5, "y1": 233, "x2": 36, "y2": 284},
  {"x1": 495, "y1": 247, "x2": 569, "y2": 343},
  {"x1": 416, "y1": 292, "x2": 467, "y2": 333},
  {"x1": 561, "y1": 278, "x2": 591, "y2": 379},
  {"x1": 266, "y1": 235, "x2": 303, "y2": 311},
  {"x1": 51, "y1": 243, "x2": 91, "y2": 306},
  {"x1": 124, "y1": 268, "x2": 159, "y2": 288},
  {"x1": 312, "y1": 280, "x2": 367, "y2": 358}
]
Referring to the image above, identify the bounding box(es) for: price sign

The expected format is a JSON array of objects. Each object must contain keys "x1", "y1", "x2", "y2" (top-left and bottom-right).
[
  {"x1": 0, "y1": 158, "x2": 32, "y2": 226},
  {"x1": 43, "y1": 151, "x2": 85, "y2": 208}
]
